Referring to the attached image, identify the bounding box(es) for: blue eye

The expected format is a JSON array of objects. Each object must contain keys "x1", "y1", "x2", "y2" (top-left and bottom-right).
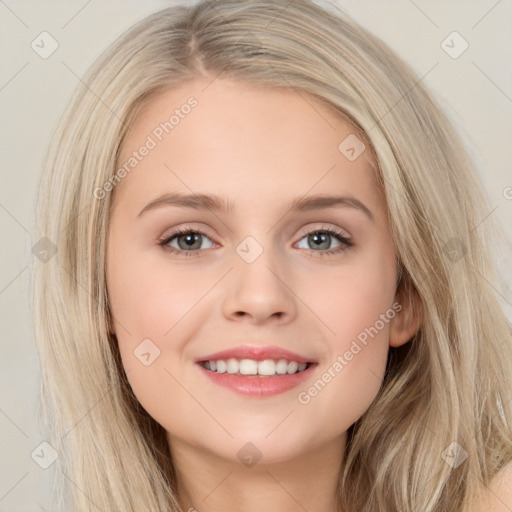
[
  {"x1": 295, "y1": 227, "x2": 353, "y2": 256},
  {"x1": 158, "y1": 228, "x2": 215, "y2": 256},
  {"x1": 158, "y1": 225, "x2": 353, "y2": 257}
]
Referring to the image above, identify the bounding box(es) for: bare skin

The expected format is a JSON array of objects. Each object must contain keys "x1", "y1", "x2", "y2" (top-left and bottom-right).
[{"x1": 106, "y1": 77, "x2": 420, "y2": 512}]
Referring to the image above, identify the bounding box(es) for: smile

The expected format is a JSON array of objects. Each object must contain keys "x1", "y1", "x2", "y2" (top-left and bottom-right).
[
  {"x1": 200, "y1": 358, "x2": 309, "y2": 376},
  {"x1": 196, "y1": 359, "x2": 318, "y2": 397}
]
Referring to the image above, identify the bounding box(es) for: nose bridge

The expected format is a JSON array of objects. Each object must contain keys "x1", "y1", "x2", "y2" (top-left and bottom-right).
[{"x1": 222, "y1": 233, "x2": 297, "y2": 323}]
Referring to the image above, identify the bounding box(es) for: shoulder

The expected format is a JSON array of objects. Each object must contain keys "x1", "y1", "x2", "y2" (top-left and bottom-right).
[{"x1": 472, "y1": 462, "x2": 512, "y2": 511}]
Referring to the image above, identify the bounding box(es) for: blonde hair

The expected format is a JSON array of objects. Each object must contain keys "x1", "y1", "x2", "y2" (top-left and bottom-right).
[{"x1": 32, "y1": 0, "x2": 512, "y2": 510}]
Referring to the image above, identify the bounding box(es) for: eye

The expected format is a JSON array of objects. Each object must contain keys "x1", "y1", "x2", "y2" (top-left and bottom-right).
[
  {"x1": 158, "y1": 227, "x2": 216, "y2": 256},
  {"x1": 158, "y1": 224, "x2": 353, "y2": 257},
  {"x1": 295, "y1": 225, "x2": 353, "y2": 256}
]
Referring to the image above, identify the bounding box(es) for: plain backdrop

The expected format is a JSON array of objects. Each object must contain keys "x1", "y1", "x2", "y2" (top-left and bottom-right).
[{"x1": 1, "y1": 1, "x2": 511, "y2": 510}]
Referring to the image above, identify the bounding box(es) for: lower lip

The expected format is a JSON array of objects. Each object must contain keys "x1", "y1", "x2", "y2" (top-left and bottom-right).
[{"x1": 196, "y1": 363, "x2": 317, "y2": 397}]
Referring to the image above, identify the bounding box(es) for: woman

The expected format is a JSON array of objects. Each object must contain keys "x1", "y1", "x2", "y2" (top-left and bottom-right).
[{"x1": 32, "y1": 0, "x2": 512, "y2": 510}]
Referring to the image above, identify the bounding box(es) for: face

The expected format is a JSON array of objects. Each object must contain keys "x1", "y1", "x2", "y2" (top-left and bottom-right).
[{"x1": 106, "y1": 77, "x2": 413, "y2": 467}]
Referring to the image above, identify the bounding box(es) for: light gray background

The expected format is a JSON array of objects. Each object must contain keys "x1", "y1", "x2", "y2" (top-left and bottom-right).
[{"x1": 1, "y1": 1, "x2": 511, "y2": 510}]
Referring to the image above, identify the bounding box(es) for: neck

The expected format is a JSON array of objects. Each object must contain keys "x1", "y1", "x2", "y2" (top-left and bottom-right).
[{"x1": 167, "y1": 432, "x2": 346, "y2": 512}]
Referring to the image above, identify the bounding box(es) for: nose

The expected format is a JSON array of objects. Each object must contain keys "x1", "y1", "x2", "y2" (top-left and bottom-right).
[{"x1": 222, "y1": 249, "x2": 298, "y2": 325}]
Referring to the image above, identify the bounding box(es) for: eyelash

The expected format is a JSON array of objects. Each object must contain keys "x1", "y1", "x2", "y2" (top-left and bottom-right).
[{"x1": 157, "y1": 224, "x2": 354, "y2": 258}]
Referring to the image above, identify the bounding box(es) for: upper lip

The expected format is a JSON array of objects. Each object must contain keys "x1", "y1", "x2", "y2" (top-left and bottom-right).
[{"x1": 195, "y1": 344, "x2": 316, "y2": 364}]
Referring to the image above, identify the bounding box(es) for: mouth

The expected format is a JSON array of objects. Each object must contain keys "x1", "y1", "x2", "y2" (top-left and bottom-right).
[
  {"x1": 195, "y1": 357, "x2": 318, "y2": 397},
  {"x1": 194, "y1": 344, "x2": 318, "y2": 396},
  {"x1": 198, "y1": 358, "x2": 315, "y2": 377}
]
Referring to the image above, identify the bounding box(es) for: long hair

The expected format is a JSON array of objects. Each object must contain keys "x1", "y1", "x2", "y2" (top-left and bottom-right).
[{"x1": 32, "y1": 1, "x2": 512, "y2": 510}]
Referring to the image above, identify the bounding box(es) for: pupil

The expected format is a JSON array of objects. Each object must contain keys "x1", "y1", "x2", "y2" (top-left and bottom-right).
[
  {"x1": 310, "y1": 232, "x2": 329, "y2": 250},
  {"x1": 179, "y1": 233, "x2": 201, "y2": 250}
]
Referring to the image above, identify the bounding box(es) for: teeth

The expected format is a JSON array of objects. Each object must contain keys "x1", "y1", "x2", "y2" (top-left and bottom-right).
[
  {"x1": 226, "y1": 358, "x2": 238, "y2": 374},
  {"x1": 215, "y1": 360, "x2": 227, "y2": 373},
  {"x1": 239, "y1": 359, "x2": 258, "y2": 375},
  {"x1": 202, "y1": 358, "x2": 309, "y2": 376}
]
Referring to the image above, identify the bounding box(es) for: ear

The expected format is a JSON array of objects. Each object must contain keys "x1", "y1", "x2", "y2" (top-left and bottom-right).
[{"x1": 388, "y1": 279, "x2": 423, "y2": 348}]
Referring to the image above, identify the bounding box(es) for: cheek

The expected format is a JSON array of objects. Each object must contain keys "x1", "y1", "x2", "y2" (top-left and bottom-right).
[
  {"x1": 106, "y1": 251, "x2": 216, "y2": 417},
  {"x1": 107, "y1": 247, "x2": 213, "y2": 341},
  {"x1": 303, "y1": 252, "x2": 396, "y2": 350},
  {"x1": 293, "y1": 256, "x2": 395, "y2": 420}
]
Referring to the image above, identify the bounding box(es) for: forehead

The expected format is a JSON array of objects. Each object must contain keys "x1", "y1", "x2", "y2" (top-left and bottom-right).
[{"x1": 114, "y1": 78, "x2": 384, "y2": 217}]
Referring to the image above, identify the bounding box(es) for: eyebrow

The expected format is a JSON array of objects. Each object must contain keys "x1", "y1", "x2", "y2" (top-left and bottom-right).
[{"x1": 137, "y1": 192, "x2": 374, "y2": 221}]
